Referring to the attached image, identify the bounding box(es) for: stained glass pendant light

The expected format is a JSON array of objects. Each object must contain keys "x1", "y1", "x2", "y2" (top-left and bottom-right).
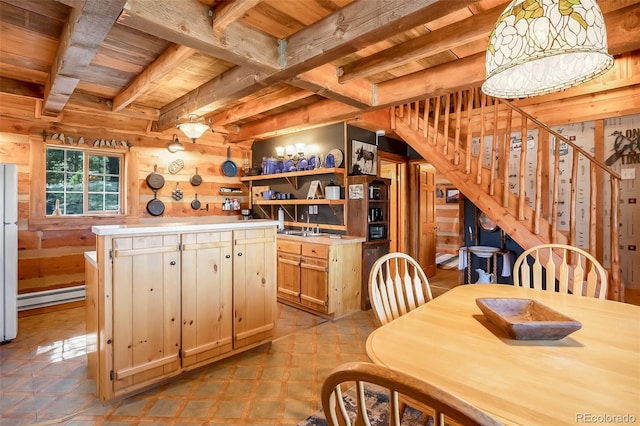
[{"x1": 482, "y1": 0, "x2": 614, "y2": 99}]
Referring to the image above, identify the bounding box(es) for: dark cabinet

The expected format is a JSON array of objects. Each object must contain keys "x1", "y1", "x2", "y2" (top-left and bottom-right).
[{"x1": 346, "y1": 176, "x2": 391, "y2": 309}]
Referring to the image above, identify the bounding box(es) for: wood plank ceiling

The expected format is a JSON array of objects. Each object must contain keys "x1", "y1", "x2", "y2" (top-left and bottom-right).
[{"x1": 1, "y1": 0, "x2": 639, "y2": 145}]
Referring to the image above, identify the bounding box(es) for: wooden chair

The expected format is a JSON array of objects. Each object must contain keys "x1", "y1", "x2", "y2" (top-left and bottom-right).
[
  {"x1": 513, "y1": 243, "x2": 608, "y2": 299},
  {"x1": 321, "y1": 362, "x2": 502, "y2": 426},
  {"x1": 368, "y1": 252, "x2": 433, "y2": 326}
]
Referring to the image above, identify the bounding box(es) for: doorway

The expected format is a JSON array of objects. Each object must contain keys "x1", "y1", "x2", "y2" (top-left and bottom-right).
[{"x1": 379, "y1": 152, "x2": 408, "y2": 254}]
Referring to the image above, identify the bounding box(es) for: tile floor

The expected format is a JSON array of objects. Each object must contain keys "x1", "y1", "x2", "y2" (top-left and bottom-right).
[{"x1": 0, "y1": 269, "x2": 457, "y2": 426}]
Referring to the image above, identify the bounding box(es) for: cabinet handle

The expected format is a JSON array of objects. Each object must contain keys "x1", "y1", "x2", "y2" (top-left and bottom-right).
[
  {"x1": 226, "y1": 254, "x2": 231, "y2": 259},
  {"x1": 170, "y1": 261, "x2": 176, "y2": 266},
  {"x1": 237, "y1": 252, "x2": 243, "y2": 256}
]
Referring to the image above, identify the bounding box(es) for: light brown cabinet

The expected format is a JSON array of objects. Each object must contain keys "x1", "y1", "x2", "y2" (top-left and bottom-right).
[
  {"x1": 181, "y1": 231, "x2": 234, "y2": 368},
  {"x1": 276, "y1": 236, "x2": 362, "y2": 318},
  {"x1": 89, "y1": 223, "x2": 276, "y2": 401},
  {"x1": 110, "y1": 234, "x2": 182, "y2": 394}
]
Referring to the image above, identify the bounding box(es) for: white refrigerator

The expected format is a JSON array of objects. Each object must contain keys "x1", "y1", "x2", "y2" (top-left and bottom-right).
[{"x1": 1, "y1": 163, "x2": 18, "y2": 343}]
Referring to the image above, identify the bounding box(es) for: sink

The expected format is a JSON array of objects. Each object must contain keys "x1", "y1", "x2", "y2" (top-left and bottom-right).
[
  {"x1": 467, "y1": 245, "x2": 500, "y2": 258},
  {"x1": 278, "y1": 230, "x2": 325, "y2": 237}
]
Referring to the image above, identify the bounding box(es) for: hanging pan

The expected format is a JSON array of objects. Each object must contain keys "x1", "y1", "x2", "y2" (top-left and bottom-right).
[
  {"x1": 191, "y1": 193, "x2": 201, "y2": 210},
  {"x1": 146, "y1": 165, "x2": 165, "y2": 190},
  {"x1": 190, "y1": 167, "x2": 202, "y2": 186},
  {"x1": 222, "y1": 147, "x2": 238, "y2": 177},
  {"x1": 147, "y1": 190, "x2": 165, "y2": 216}
]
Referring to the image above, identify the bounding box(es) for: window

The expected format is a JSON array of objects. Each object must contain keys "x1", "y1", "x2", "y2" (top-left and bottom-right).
[{"x1": 45, "y1": 147, "x2": 123, "y2": 215}]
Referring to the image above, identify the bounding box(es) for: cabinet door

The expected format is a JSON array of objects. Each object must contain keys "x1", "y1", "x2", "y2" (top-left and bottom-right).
[
  {"x1": 300, "y1": 255, "x2": 329, "y2": 313},
  {"x1": 233, "y1": 227, "x2": 277, "y2": 349},
  {"x1": 111, "y1": 235, "x2": 181, "y2": 391},
  {"x1": 277, "y1": 252, "x2": 301, "y2": 303},
  {"x1": 181, "y1": 231, "x2": 233, "y2": 367}
]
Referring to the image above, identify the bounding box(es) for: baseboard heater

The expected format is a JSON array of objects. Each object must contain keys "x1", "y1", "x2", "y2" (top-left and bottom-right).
[{"x1": 17, "y1": 285, "x2": 86, "y2": 311}]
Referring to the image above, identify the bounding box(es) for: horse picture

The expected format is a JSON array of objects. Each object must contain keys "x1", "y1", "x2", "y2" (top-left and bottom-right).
[{"x1": 352, "y1": 140, "x2": 377, "y2": 175}]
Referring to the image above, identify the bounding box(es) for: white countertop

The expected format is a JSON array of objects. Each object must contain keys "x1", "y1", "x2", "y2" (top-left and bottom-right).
[
  {"x1": 84, "y1": 251, "x2": 97, "y2": 267},
  {"x1": 92, "y1": 219, "x2": 279, "y2": 236}
]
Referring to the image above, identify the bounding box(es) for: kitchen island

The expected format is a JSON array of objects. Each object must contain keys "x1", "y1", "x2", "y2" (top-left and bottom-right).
[{"x1": 86, "y1": 220, "x2": 278, "y2": 401}]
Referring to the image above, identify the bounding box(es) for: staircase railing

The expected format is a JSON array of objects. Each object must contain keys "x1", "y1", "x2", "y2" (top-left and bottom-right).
[{"x1": 391, "y1": 88, "x2": 623, "y2": 301}]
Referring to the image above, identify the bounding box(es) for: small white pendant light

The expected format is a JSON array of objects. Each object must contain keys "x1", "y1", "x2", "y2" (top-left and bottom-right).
[
  {"x1": 482, "y1": 0, "x2": 614, "y2": 99},
  {"x1": 167, "y1": 134, "x2": 185, "y2": 153},
  {"x1": 177, "y1": 114, "x2": 211, "y2": 142}
]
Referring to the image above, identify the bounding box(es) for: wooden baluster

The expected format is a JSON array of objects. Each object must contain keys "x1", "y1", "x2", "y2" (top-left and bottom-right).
[
  {"x1": 551, "y1": 134, "x2": 560, "y2": 243},
  {"x1": 502, "y1": 107, "x2": 512, "y2": 207},
  {"x1": 490, "y1": 100, "x2": 499, "y2": 196},
  {"x1": 406, "y1": 104, "x2": 411, "y2": 125},
  {"x1": 533, "y1": 126, "x2": 543, "y2": 235},
  {"x1": 476, "y1": 93, "x2": 486, "y2": 184},
  {"x1": 423, "y1": 98, "x2": 430, "y2": 139},
  {"x1": 589, "y1": 162, "x2": 597, "y2": 255},
  {"x1": 610, "y1": 177, "x2": 622, "y2": 301},
  {"x1": 454, "y1": 91, "x2": 462, "y2": 165},
  {"x1": 443, "y1": 94, "x2": 451, "y2": 155},
  {"x1": 412, "y1": 101, "x2": 419, "y2": 131},
  {"x1": 433, "y1": 96, "x2": 441, "y2": 146},
  {"x1": 518, "y1": 115, "x2": 527, "y2": 221},
  {"x1": 465, "y1": 89, "x2": 474, "y2": 174},
  {"x1": 398, "y1": 104, "x2": 404, "y2": 119},
  {"x1": 539, "y1": 130, "x2": 551, "y2": 222},
  {"x1": 569, "y1": 150, "x2": 578, "y2": 247}
]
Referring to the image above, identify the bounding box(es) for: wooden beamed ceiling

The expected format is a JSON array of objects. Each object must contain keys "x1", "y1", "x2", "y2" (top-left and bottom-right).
[{"x1": 1, "y1": 0, "x2": 639, "y2": 144}]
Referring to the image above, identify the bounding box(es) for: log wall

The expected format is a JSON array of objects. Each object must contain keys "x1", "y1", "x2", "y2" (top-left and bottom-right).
[{"x1": 0, "y1": 107, "x2": 250, "y2": 307}]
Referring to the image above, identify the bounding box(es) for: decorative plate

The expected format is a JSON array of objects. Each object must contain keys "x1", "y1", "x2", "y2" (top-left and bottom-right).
[
  {"x1": 478, "y1": 211, "x2": 498, "y2": 232},
  {"x1": 328, "y1": 148, "x2": 343, "y2": 168},
  {"x1": 168, "y1": 159, "x2": 184, "y2": 174}
]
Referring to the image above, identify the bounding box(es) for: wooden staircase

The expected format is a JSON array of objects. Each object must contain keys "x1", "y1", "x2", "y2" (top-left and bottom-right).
[{"x1": 390, "y1": 88, "x2": 624, "y2": 301}]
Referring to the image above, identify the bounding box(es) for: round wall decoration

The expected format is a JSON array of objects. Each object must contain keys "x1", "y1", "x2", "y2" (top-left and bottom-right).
[
  {"x1": 478, "y1": 211, "x2": 499, "y2": 232},
  {"x1": 168, "y1": 159, "x2": 184, "y2": 174}
]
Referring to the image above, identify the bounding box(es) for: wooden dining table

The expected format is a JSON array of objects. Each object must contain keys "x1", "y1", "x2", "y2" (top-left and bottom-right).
[{"x1": 366, "y1": 284, "x2": 640, "y2": 426}]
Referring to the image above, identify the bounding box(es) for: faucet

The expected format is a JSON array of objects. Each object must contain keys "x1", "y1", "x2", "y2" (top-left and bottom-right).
[{"x1": 300, "y1": 211, "x2": 310, "y2": 231}]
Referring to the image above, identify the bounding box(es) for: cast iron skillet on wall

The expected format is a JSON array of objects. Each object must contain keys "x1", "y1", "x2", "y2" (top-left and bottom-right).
[
  {"x1": 146, "y1": 165, "x2": 165, "y2": 190},
  {"x1": 191, "y1": 193, "x2": 201, "y2": 210},
  {"x1": 190, "y1": 168, "x2": 202, "y2": 186},
  {"x1": 147, "y1": 190, "x2": 165, "y2": 216}
]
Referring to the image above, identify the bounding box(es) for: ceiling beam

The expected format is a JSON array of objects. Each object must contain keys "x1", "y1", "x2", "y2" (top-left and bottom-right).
[
  {"x1": 210, "y1": 85, "x2": 314, "y2": 127},
  {"x1": 212, "y1": 0, "x2": 263, "y2": 35},
  {"x1": 337, "y1": 4, "x2": 504, "y2": 83},
  {"x1": 154, "y1": 66, "x2": 270, "y2": 130},
  {"x1": 118, "y1": 0, "x2": 280, "y2": 73},
  {"x1": 68, "y1": 92, "x2": 159, "y2": 121},
  {"x1": 229, "y1": 98, "x2": 360, "y2": 140},
  {"x1": 0, "y1": 77, "x2": 44, "y2": 99},
  {"x1": 288, "y1": 64, "x2": 373, "y2": 108},
  {"x1": 283, "y1": 0, "x2": 470, "y2": 74},
  {"x1": 43, "y1": 0, "x2": 126, "y2": 114},
  {"x1": 112, "y1": 44, "x2": 196, "y2": 112},
  {"x1": 375, "y1": 53, "x2": 486, "y2": 107},
  {"x1": 151, "y1": 0, "x2": 469, "y2": 130}
]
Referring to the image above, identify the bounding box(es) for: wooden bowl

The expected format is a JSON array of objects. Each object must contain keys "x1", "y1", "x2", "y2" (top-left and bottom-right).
[{"x1": 476, "y1": 298, "x2": 582, "y2": 340}]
